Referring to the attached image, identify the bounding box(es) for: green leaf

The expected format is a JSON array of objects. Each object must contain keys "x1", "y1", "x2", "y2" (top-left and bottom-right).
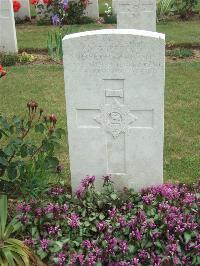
[
  {"x1": 89, "y1": 216, "x2": 96, "y2": 222},
  {"x1": 7, "y1": 166, "x2": 17, "y2": 180},
  {"x1": 4, "y1": 147, "x2": 13, "y2": 157},
  {"x1": 0, "y1": 129, "x2": 9, "y2": 138},
  {"x1": 73, "y1": 241, "x2": 80, "y2": 247},
  {"x1": 99, "y1": 213, "x2": 105, "y2": 220},
  {"x1": 128, "y1": 245, "x2": 135, "y2": 253},
  {"x1": 2, "y1": 249, "x2": 15, "y2": 266},
  {"x1": 0, "y1": 157, "x2": 9, "y2": 167},
  {"x1": 110, "y1": 193, "x2": 117, "y2": 200},
  {"x1": 49, "y1": 245, "x2": 62, "y2": 253},
  {"x1": 45, "y1": 156, "x2": 59, "y2": 168},
  {"x1": 0, "y1": 195, "x2": 7, "y2": 238},
  {"x1": 4, "y1": 219, "x2": 22, "y2": 239},
  {"x1": 9, "y1": 252, "x2": 26, "y2": 266},
  {"x1": 91, "y1": 226, "x2": 97, "y2": 232},
  {"x1": 20, "y1": 145, "x2": 28, "y2": 158},
  {"x1": 155, "y1": 241, "x2": 162, "y2": 249},
  {"x1": 12, "y1": 138, "x2": 23, "y2": 146},
  {"x1": 184, "y1": 232, "x2": 192, "y2": 244},
  {"x1": 35, "y1": 123, "x2": 45, "y2": 134},
  {"x1": 12, "y1": 116, "x2": 21, "y2": 125},
  {"x1": 0, "y1": 256, "x2": 5, "y2": 266},
  {"x1": 84, "y1": 221, "x2": 90, "y2": 227},
  {"x1": 54, "y1": 128, "x2": 65, "y2": 139},
  {"x1": 31, "y1": 227, "x2": 38, "y2": 238},
  {"x1": 82, "y1": 209, "x2": 86, "y2": 217},
  {"x1": 37, "y1": 248, "x2": 47, "y2": 260}
]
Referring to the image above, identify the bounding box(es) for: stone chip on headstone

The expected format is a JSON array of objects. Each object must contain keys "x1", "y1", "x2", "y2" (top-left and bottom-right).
[
  {"x1": 63, "y1": 29, "x2": 165, "y2": 191},
  {"x1": 0, "y1": 0, "x2": 18, "y2": 53},
  {"x1": 117, "y1": 0, "x2": 156, "y2": 31}
]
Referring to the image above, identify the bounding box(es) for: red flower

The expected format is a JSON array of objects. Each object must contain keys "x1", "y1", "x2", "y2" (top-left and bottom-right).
[
  {"x1": 43, "y1": 0, "x2": 51, "y2": 4},
  {"x1": 13, "y1": 0, "x2": 21, "y2": 12},
  {"x1": 31, "y1": 0, "x2": 39, "y2": 5},
  {"x1": 0, "y1": 65, "x2": 7, "y2": 78},
  {"x1": 82, "y1": 0, "x2": 88, "y2": 8}
]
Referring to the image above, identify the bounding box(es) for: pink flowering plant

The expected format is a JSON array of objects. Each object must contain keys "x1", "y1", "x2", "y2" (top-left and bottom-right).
[
  {"x1": 31, "y1": 0, "x2": 89, "y2": 25},
  {"x1": 51, "y1": 0, "x2": 89, "y2": 25},
  {"x1": 16, "y1": 176, "x2": 200, "y2": 265}
]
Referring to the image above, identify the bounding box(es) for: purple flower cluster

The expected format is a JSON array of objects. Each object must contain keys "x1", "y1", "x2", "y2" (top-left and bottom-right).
[
  {"x1": 76, "y1": 175, "x2": 95, "y2": 198},
  {"x1": 52, "y1": 14, "x2": 60, "y2": 26},
  {"x1": 17, "y1": 202, "x2": 31, "y2": 212},
  {"x1": 47, "y1": 225, "x2": 61, "y2": 236},
  {"x1": 68, "y1": 213, "x2": 80, "y2": 229},
  {"x1": 24, "y1": 238, "x2": 34, "y2": 247},
  {"x1": 48, "y1": 186, "x2": 64, "y2": 197},
  {"x1": 96, "y1": 221, "x2": 107, "y2": 231},
  {"x1": 63, "y1": 0, "x2": 69, "y2": 11},
  {"x1": 57, "y1": 252, "x2": 66, "y2": 266},
  {"x1": 40, "y1": 238, "x2": 49, "y2": 250},
  {"x1": 16, "y1": 178, "x2": 199, "y2": 265}
]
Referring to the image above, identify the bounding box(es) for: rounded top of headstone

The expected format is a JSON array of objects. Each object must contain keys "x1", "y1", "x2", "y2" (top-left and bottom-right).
[{"x1": 62, "y1": 29, "x2": 165, "y2": 42}]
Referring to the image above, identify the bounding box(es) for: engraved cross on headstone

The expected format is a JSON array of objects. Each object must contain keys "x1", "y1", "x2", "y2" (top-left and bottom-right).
[{"x1": 77, "y1": 79, "x2": 154, "y2": 175}]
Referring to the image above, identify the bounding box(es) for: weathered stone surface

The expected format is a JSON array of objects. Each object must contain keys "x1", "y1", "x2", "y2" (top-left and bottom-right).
[
  {"x1": 112, "y1": 0, "x2": 117, "y2": 15},
  {"x1": 14, "y1": 0, "x2": 31, "y2": 20},
  {"x1": 0, "y1": 0, "x2": 18, "y2": 53},
  {"x1": 117, "y1": 0, "x2": 156, "y2": 31},
  {"x1": 63, "y1": 29, "x2": 165, "y2": 191},
  {"x1": 85, "y1": 0, "x2": 99, "y2": 18}
]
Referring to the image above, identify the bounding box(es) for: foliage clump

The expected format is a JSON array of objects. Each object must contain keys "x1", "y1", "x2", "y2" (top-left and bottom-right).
[
  {"x1": 172, "y1": 0, "x2": 198, "y2": 19},
  {"x1": 0, "y1": 195, "x2": 42, "y2": 266},
  {"x1": 0, "y1": 101, "x2": 65, "y2": 198},
  {"x1": 0, "y1": 53, "x2": 19, "y2": 67},
  {"x1": 157, "y1": 0, "x2": 199, "y2": 21},
  {"x1": 0, "y1": 53, "x2": 36, "y2": 67},
  {"x1": 16, "y1": 176, "x2": 200, "y2": 265},
  {"x1": 31, "y1": 0, "x2": 89, "y2": 25},
  {"x1": 167, "y1": 48, "x2": 194, "y2": 58}
]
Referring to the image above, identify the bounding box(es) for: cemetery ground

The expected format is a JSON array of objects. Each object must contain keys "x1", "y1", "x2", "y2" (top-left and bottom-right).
[
  {"x1": 1, "y1": 61, "x2": 200, "y2": 185},
  {"x1": 16, "y1": 20, "x2": 200, "y2": 50},
  {"x1": 0, "y1": 2, "x2": 200, "y2": 264},
  {"x1": 1, "y1": 19, "x2": 199, "y2": 187}
]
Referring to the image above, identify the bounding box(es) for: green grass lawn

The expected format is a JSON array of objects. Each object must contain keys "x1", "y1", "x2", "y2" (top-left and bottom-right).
[
  {"x1": 157, "y1": 20, "x2": 200, "y2": 46},
  {"x1": 0, "y1": 62, "x2": 199, "y2": 184},
  {"x1": 16, "y1": 20, "x2": 200, "y2": 50},
  {"x1": 17, "y1": 24, "x2": 113, "y2": 50}
]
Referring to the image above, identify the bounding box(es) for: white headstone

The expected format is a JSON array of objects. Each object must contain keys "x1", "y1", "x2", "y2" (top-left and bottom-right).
[
  {"x1": 14, "y1": 0, "x2": 31, "y2": 20},
  {"x1": 85, "y1": 0, "x2": 99, "y2": 18},
  {"x1": 117, "y1": 0, "x2": 156, "y2": 31},
  {"x1": 112, "y1": 0, "x2": 117, "y2": 15},
  {"x1": 63, "y1": 29, "x2": 165, "y2": 191},
  {"x1": 0, "y1": 0, "x2": 18, "y2": 53}
]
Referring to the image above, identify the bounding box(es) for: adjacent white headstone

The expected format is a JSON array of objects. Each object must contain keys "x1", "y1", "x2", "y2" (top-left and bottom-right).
[
  {"x1": 63, "y1": 29, "x2": 165, "y2": 191},
  {"x1": 0, "y1": 0, "x2": 18, "y2": 53},
  {"x1": 85, "y1": 0, "x2": 99, "y2": 18},
  {"x1": 14, "y1": 0, "x2": 31, "y2": 20},
  {"x1": 112, "y1": 0, "x2": 117, "y2": 15},
  {"x1": 117, "y1": 0, "x2": 156, "y2": 31}
]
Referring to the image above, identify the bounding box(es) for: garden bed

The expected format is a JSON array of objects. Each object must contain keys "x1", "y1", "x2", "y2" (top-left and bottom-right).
[{"x1": 6, "y1": 177, "x2": 200, "y2": 265}]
